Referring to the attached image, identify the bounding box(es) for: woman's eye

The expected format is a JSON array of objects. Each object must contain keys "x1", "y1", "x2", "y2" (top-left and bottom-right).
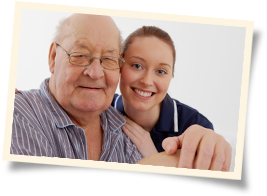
[
  {"x1": 132, "y1": 63, "x2": 142, "y2": 69},
  {"x1": 157, "y1": 70, "x2": 167, "y2": 75}
]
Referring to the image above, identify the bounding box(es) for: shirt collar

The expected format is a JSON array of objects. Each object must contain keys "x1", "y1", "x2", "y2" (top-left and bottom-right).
[
  {"x1": 116, "y1": 93, "x2": 176, "y2": 133},
  {"x1": 157, "y1": 93, "x2": 176, "y2": 132},
  {"x1": 101, "y1": 106, "x2": 126, "y2": 134},
  {"x1": 40, "y1": 78, "x2": 75, "y2": 128}
]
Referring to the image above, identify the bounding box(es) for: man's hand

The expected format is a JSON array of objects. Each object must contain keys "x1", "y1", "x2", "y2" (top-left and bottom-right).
[
  {"x1": 122, "y1": 116, "x2": 158, "y2": 157},
  {"x1": 15, "y1": 88, "x2": 18, "y2": 93},
  {"x1": 162, "y1": 125, "x2": 232, "y2": 171}
]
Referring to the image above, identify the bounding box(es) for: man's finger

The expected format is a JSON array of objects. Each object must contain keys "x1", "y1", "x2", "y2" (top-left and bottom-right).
[{"x1": 178, "y1": 126, "x2": 204, "y2": 169}]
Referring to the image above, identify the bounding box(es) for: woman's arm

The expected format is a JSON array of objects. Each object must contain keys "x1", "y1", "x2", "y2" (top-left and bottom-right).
[
  {"x1": 123, "y1": 121, "x2": 231, "y2": 170},
  {"x1": 137, "y1": 149, "x2": 181, "y2": 167},
  {"x1": 122, "y1": 116, "x2": 158, "y2": 157}
]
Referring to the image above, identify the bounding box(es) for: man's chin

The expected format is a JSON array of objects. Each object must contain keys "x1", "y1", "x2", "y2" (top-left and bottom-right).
[
  {"x1": 69, "y1": 95, "x2": 113, "y2": 114},
  {"x1": 71, "y1": 101, "x2": 108, "y2": 113}
]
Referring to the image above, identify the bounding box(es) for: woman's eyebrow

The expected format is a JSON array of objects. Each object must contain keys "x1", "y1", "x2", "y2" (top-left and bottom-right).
[
  {"x1": 159, "y1": 63, "x2": 172, "y2": 69},
  {"x1": 130, "y1": 56, "x2": 171, "y2": 68},
  {"x1": 129, "y1": 56, "x2": 146, "y2": 62}
]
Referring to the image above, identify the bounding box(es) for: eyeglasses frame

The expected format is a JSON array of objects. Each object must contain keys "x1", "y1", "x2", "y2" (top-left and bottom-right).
[{"x1": 56, "y1": 43, "x2": 125, "y2": 70}]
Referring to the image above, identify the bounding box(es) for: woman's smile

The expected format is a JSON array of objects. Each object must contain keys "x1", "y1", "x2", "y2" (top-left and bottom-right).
[{"x1": 132, "y1": 87, "x2": 155, "y2": 99}]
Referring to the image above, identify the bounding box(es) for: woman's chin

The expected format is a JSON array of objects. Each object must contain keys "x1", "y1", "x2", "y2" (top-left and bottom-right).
[{"x1": 128, "y1": 102, "x2": 155, "y2": 112}]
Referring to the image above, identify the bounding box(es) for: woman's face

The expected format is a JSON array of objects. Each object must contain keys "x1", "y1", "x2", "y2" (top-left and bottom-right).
[{"x1": 120, "y1": 36, "x2": 174, "y2": 112}]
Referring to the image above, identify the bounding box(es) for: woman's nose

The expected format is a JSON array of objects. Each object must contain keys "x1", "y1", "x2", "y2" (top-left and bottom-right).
[{"x1": 139, "y1": 73, "x2": 153, "y2": 86}]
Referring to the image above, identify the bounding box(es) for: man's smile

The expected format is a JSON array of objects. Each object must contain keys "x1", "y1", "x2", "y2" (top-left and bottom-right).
[{"x1": 78, "y1": 86, "x2": 104, "y2": 91}]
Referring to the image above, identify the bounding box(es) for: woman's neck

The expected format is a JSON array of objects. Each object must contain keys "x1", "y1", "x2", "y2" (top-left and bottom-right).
[{"x1": 122, "y1": 98, "x2": 161, "y2": 132}]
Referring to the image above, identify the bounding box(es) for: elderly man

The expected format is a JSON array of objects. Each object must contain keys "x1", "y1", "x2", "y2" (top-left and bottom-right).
[{"x1": 11, "y1": 14, "x2": 231, "y2": 170}]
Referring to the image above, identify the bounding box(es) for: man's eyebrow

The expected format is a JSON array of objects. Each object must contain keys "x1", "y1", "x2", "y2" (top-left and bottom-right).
[
  {"x1": 69, "y1": 42, "x2": 90, "y2": 52},
  {"x1": 77, "y1": 43, "x2": 90, "y2": 50},
  {"x1": 74, "y1": 43, "x2": 119, "y2": 56},
  {"x1": 103, "y1": 49, "x2": 119, "y2": 56}
]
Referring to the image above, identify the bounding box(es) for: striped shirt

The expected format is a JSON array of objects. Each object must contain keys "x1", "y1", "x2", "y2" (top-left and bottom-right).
[{"x1": 10, "y1": 78, "x2": 143, "y2": 163}]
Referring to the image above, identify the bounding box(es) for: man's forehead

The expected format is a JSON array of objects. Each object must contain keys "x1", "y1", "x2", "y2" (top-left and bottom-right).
[
  {"x1": 69, "y1": 14, "x2": 112, "y2": 23},
  {"x1": 68, "y1": 14, "x2": 118, "y2": 34},
  {"x1": 73, "y1": 41, "x2": 120, "y2": 55},
  {"x1": 61, "y1": 14, "x2": 121, "y2": 52}
]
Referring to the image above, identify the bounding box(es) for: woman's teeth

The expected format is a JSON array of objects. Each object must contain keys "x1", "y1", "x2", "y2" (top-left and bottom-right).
[{"x1": 134, "y1": 88, "x2": 153, "y2": 97}]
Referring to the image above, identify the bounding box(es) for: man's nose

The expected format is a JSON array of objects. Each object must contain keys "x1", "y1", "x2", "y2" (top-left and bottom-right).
[
  {"x1": 140, "y1": 72, "x2": 154, "y2": 86},
  {"x1": 83, "y1": 58, "x2": 104, "y2": 79}
]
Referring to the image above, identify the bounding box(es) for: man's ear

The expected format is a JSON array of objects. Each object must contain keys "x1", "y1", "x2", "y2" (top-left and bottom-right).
[{"x1": 48, "y1": 42, "x2": 57, "y2": 74}]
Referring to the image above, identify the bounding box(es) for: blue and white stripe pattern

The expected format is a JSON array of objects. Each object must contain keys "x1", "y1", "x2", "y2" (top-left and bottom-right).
[{"x1": 10, "y1": 78, "x2": 143, "y2": 164}]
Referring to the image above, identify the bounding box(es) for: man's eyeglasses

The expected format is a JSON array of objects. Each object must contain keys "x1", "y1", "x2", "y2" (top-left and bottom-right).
[{"x1": 56, "y1": 43, "x2": 125, "y2": 70}]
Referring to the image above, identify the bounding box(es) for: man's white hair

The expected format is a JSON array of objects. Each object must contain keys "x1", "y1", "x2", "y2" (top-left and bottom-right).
[
  {"x1": 118, "y1": 29, "x2": 124, "y2": 50},
  {"x1": 53, "y1": 15, "x2": 123, "y2": 50},
  {"x1": 53, "y1": 17, "x2": 67, "y2": 43}
]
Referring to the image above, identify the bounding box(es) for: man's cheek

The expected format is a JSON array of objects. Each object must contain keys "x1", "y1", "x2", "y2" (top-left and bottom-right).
[{"x1": 109, "y1": 72, "x2": 120, "y2": 86}]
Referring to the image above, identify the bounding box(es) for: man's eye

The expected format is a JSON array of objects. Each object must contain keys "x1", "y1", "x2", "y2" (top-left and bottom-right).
[
  {"x1": 103, "y1": 57, "x2": 116, "y2": 62},
  {"x1": 72, "y1": 54, "x2": 88, "y2": 58}
]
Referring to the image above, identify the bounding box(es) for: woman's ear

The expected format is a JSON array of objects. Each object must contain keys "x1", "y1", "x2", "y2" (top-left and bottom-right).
[{"x1": 48, "y1": 42, "x2": 57, "y2": 74}]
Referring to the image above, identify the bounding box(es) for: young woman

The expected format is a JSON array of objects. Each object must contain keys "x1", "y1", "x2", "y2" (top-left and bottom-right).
[{"x1": 112, "y1": 26, "x2": 214, "y2": 158}]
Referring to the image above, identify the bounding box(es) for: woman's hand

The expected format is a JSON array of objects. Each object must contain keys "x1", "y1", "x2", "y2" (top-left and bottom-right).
[
  {"x1": 162, "y1": 125, "x2": 232, "y2": 171},
  {"x1": 122, "y1": 116, "x2": 158, "y2": 158}
]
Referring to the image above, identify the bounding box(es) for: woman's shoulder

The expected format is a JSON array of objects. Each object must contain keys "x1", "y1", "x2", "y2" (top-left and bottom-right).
[
  {"x1": 165, "y1": 94, "x2": 198, "y2": 113},
  {"x1": 167, "y1": 95, "x2": 214, "y2": 130},
  {"x1": 174, "y1": 99, "x2": 198, "y2": 112}
]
